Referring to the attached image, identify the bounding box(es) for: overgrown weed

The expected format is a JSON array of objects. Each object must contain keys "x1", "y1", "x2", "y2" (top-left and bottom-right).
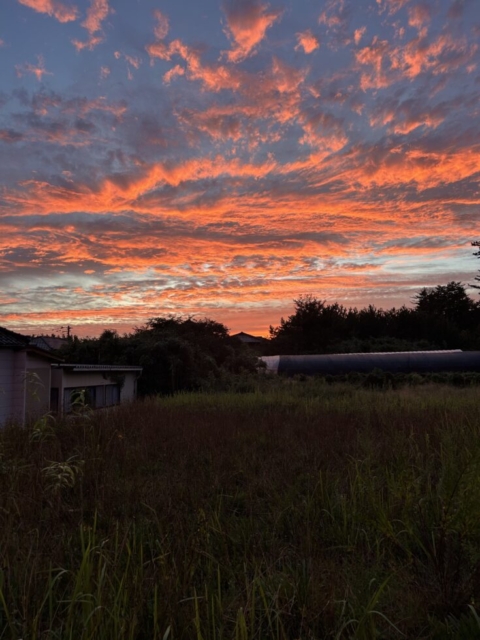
[{"x1": 1, "y1": 383, "x2": 480, "y2": 638}]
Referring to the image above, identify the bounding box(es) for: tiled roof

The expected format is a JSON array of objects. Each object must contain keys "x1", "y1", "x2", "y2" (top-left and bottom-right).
[
  {"x1": 0, "y1": 326, "x2": 30, "y2": 348},
  {"x1": 30, "y1": 336, "x2": 68, "y2": 351}
]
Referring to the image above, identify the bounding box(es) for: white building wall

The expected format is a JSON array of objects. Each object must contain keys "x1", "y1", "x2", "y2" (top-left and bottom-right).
[
  {"x1": 0, "y1": 349, "x2": 27, "y2": 426},
  {"x1": 25, "y1": 353, "x2": 52, "y2": 422},
  {"x1": 121, "y1": 373, "x2": 137, "y2": 402},
  {"x1": 0, "y1": 350, "x2": 15, "y2": 426}
]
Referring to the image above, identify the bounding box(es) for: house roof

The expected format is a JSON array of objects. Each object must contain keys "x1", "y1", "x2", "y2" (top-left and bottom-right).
[
  {"x1": 0, "y1": 326, "x2": 31, "y2": 348},
  {"x1": 0, "y1": 326, "x2": 63, "y2": 360},
  {"x1": 30, "y1": 336, "x2": 68, "y2": 351},
  {"x1": 231, "y1": 331, "x2": 267, "y2": 343}
]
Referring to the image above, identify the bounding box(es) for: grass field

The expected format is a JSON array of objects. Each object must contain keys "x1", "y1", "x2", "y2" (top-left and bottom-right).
[{"x1": 2, "y1": 381, "x2": 480, "y2": 638}]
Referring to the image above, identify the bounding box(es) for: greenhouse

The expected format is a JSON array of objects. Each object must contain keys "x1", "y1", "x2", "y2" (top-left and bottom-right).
[{"x1": 260, "y1": 350, "x2": 480, "y2": 376}]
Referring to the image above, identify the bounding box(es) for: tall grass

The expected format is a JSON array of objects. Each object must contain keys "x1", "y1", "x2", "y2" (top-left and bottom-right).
[{"x1": 1, "y1": 383, "x2": 480, "y2": 638}]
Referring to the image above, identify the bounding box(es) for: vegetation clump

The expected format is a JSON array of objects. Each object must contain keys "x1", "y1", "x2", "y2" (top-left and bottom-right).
[{"x1": 1, "y1": 383, "x2": 480, "y2": 638}]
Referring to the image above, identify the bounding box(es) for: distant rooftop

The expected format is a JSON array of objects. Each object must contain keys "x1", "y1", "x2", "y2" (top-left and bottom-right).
[
  {"x1": 231, "y1": 331, "x2": 267, "y2": 344},
  {"x1": 31, "y1": 336, "x2": 68, "y2": 351}
]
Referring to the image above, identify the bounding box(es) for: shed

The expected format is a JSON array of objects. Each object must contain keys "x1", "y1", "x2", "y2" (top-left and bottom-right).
[{"x1": 51, "y1": 364, "x2": 143, "y2": 413}]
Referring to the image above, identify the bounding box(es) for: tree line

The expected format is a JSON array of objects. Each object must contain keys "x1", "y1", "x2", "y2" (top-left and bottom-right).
[
  {"x1": 268, "y1": 281, "x2": 480, "y2": 355},
  {"x1": 57, "y1": 245, "x2": 480, "y2": 395}
]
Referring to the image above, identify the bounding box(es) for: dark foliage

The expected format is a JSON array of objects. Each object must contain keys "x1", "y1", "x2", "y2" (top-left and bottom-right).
[
  {"x1": 56, "y1": 278, "x2": 480, "y2": 393},
  {"x1": 269, "y1": 282, "x2": 480, "y2": 355},
  {"x1": 472, "y1": 241, "x2": 480, "y2": 291},
  {"x1": 59, "y1": 316, "x2": 258, "y2": 395}
]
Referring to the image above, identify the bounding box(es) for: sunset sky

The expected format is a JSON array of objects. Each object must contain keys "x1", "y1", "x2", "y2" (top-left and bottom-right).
[{"x1": 1, "y1": 0, "x2": 479, "y2": 337}]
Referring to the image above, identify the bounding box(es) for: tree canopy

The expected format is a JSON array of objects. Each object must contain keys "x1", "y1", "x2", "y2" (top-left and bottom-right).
[
  {"x1": 59, "y1": 315, "x2": 258, "y2": 395},
  {"x1": 268, "y1": 282, "x2": 480, "y2": 356}
]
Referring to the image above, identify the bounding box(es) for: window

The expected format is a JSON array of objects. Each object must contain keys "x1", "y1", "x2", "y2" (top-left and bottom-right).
[{"x1": 63, "y1": 383, "x2": 121, "y2": 412}]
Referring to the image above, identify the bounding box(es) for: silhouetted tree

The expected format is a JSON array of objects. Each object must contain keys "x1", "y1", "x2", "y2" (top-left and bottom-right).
[
  {"x1": 414, "y1": 282, "x2": 477, "y2": 325},
  {"x1": 472, "y1": 241, "x2": 480, "y2": 292},
  {"x1": 59, "y1": 315, "x2": 258, "y2": 395}
]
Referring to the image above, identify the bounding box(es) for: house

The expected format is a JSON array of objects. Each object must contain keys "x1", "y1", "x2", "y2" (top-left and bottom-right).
[
  {"x1": 0, "y1": 326, "x2": 61, "y2": 426},
  {"x1": 51, "y1": 364, "x2": 142, "y2": 412},
  {"x1": 231, "y1": 331, "x2": 266, "y2": 344},
  {"x1": 0, "y1": 325, "x2": 143, "y2": 426}
]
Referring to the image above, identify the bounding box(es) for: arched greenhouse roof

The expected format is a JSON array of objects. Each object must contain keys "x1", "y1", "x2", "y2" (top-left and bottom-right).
[{"x1": 260, "y1": 351, "x2": 480, "y2": 375}]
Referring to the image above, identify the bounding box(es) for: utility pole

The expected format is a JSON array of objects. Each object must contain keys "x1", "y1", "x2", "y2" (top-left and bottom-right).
[{"x1": 60, "y1": 325, "x2": 72, "y2": 339}]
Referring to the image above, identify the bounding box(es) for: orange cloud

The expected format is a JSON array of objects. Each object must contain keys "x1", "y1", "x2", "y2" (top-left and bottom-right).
[
  {"x1": 15, "y1": 55, "x2": 53, "y2": 81},
  {"x1": 356, "y1": 29, "x2": 478, "y2": 90},
  {"x1": 72, "y1": 0, "x2": 110, "y2": 51},
  {"x1": 354, "y1": 27, "x2": 366, "y2": 45},
  {"x1": 153, "y1": 9, "x2": 169, "y2": 40},
  {"x1": 356, "y1": 37, "x2": 394, "y2": 89},
  {"x1": 163, "y1": 64, "x2": 185, "y2": 83},
  {"x1": 376, "y1": 0, "x2": 410, "y2": 15},
  {"x1": 295, "y1": 30, "x2": 319, "y2": 54},
  {"x1": 148, "y1": 38, "x2": 246, "y2": 92},
  {"x1": 222, "y1": 0, "x2": 282, "y2": 63},
  {"x1": 17, "y1": 0, "x2": 78, "y2": 22},
  {"x1": 408, "y1": 2, "x2": 431, "y2": 31}
]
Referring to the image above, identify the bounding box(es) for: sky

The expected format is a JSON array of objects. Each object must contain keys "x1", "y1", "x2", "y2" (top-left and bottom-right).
[{"x1": 0, "y1": 0, "x2": 479, "y2": 337}]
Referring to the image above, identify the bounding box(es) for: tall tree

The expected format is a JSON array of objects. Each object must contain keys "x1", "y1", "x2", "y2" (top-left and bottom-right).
[
  {"x1": 414, "y1": 281, "x2": 477, "y2": 325},
  {"x1": 472, "y1": 241, "x2": 480, "y2": 291}
]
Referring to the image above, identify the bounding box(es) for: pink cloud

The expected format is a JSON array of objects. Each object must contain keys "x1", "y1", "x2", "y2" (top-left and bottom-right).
[
  {"x1": 356, "y1": 37, "x2": 393, "y2": 89},
  {"x1": 354, "y1": 27, "x2": 366, "y2": 45},
  {"x1": 408, "y1": 2, "x2": 432, "y2": 31},
  {"x1": 147, "y1": 39, "x2": 246, "y2": 92},
  {"x1": 72, "y1": 0, "x2": 110, "y2": 51},
  {"x1": 146, "y1": 41, "x2": 170, "y2": 61},
  {"x1": 100, "y1": 65, "x2": 110, "y2": 79},
  {"x1": 376, "y1": 0, "x2": 410, "y2": 14},
  {"x1": 163, "y1": 64, "x2": 185, "y2": 83},
  {"x1": 72, "y1": 36, "x2": 103, "y2": 51},
  {"x1": 222, "y1": 0, "x2": 282, "y2": 63},
  {"x1": 392, "y1": 33, "x2": 478, "y2": 79},
  {"x1": 153, "y1": 9, "x2": 169, "y2": 40},
  {"x1": 82, "y1": 0, "x2": 109, "y2": 34},
  {"x1": 125, "y1": 55, "x2": 141, "y2": 70},
  {"x1": 295, "y1": 30, "x2": 319, "y2": 54},
  {"x1": 15, "y1": 55, "x2": 53, "y2": 81},
  {"x1": 271, "y1": 57, "x2": 308, "y2": 94},
  {"x1": 356, "y1": 30, "x2": 477, "y2": 89},
  {"x1": 17, "y1": 0, "x2": 78, "y2": 23}
]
